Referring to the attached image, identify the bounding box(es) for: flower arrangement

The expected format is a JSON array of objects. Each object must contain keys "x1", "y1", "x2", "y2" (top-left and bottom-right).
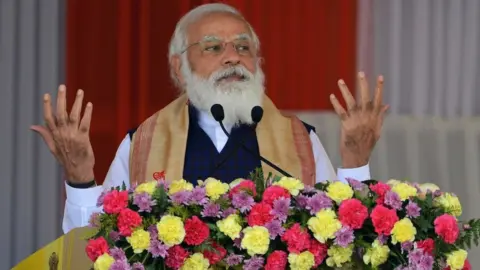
[{"x1": 85, "y1": 170, "x2": 480, "y2": 270}]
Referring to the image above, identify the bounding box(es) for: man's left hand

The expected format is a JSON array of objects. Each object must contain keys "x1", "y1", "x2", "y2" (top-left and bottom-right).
[{"x1": 330, "y1": 72, "x2": 389, "y2": 168}]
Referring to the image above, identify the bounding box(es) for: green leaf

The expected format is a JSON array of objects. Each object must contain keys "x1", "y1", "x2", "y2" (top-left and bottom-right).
[{"x1": 122, "y1": 181, "x2": 127, "y2": 191}]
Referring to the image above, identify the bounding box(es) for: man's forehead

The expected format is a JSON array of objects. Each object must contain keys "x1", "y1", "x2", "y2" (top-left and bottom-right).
[{"x1": 187, "y1": 12, "x2": 251, "y2": 41}]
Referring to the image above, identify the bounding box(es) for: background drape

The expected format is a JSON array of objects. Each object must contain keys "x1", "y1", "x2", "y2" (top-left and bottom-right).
[
  {"x1": 66, "y1": 0, "x2": 358, "y2": 182},
  {"x1": 0, "y1": 0, "x2": 65, "y2": 268}
]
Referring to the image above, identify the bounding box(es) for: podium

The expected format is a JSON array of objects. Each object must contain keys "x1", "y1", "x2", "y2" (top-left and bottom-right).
[{"x1": 12, "y1": 227, "x2": 94, "y2": 270}]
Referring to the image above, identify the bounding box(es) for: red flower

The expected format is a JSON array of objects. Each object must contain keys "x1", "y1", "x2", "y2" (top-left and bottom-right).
[
  {"x1": 247, "y1": 202, "x2": 274, "y2": 226},
  {"x1": 229, "y1": 180, "x2": 256, "y2": 197},
  {"x1": 262, "y1": 186, "x2": 291, "y2": 205},
  {"x1": 309, "y1": 239, "x2": 328, "y2": 267},
  {"x1": 444, "y1": 259, "x2": 471, "y2": 270},
  {"x1": 184, "y1": 216, "x2": 210, "y2": 245},
  {"x1": 370, "y1": 205, "x2": 399, "y2": 235},
  {"x1": 165, "y1": 245, "x2": 189, "y2": 269},
  {"x1": 265, "y1": 250, "x2": 288, "y2": 270},
  {"x1": 416, "y1": 238, "x2": 435, "y2": 255},
  {"x1": 434, "y1": 214, "x2": 459, "y2": 244},
  {"x1": 203, "y1": 242, "x2": 227, "y2": 265},
  {"x1": 102, "y1": 190, "x2": 129, "y2": 214},
  {"x1": 338, "y1": 199, "x2": 368, "y2": 229},
  {"x1": 281, "y1": 223, "x2": 311, "y2": 253},
  {"x1": 370, "y1": 182, "x2": 391, "y2": 204},
  {"x1": 85, "y1": 237, "x2": 109, "y2": 261},
  {"x1": 117, "y1": 208, "x2": 142, "y2": 236}
]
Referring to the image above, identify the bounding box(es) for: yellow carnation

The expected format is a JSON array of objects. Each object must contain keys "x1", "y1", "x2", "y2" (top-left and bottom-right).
[
  {"x1": 134, "y1": 180, "x2": 157, "y2": 195},
  {"x1": 326, "y1": 181, "x2": 354, "y2": 203},
  {"x1": 307, "y1": 209, "x2": 342, "y2": 243},
  {"x1": 204, "y1": 177, "x2": 229, "y2": 200},
  {"x1": 93, "y1": 253, "x2": 114, "y2": 270},
  {"x1": 181, "y1": 253, "x2": 210, "y2": 270},
  {"x1": 168, "y1": 179, "x2": 193, "y2": 195},
  {"x1": 273, "y1": 177, "x2": 304, "y2": 196},
  {"x1": 126, "y1": 229, "x2": 151, "y2": 253},
  {"x1": 419, "y1": 183, "x2": 440, "y2": 193},
  {"x1": 391, "y1": 218, "x2": 417, "y2": 244},
  {"x1": 241, "y1": 226, "x2": 270, "y2": 256},
  {"x1": 434, "y1": 193, "x2": 462, "y2": 217},
  {"x1": 446, "y1": 249, "x2": 468, "y2": 270},
  {"x1": 386, "y1": 179, "x2": 402, "y2": 186},
  {"x1": 156, "y1": 215, "x2": 185, "y2": 246},
  {"x1": 229, "y1": 178, "x2": 245, "y2": 188},
  {"x1": 363, "y1": 240, "x2": 390, "y2": 267},
  {"x1": 391, "y1": 183, "x2": 418, "y2": 201},
  {"x1": 326, "y1": 244, "x2": 354, "y2": 268},
  {"x1": 216, "y1": 214, "x2": 242, "y2": 240},
  {"x1": 288, "y1": 251, "x2": 315, "y2": 270}
]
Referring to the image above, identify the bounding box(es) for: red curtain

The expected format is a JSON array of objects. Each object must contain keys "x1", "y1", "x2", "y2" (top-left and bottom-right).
[{"x1": 66, "y1": 0, "x2": 357, "y2": 182}]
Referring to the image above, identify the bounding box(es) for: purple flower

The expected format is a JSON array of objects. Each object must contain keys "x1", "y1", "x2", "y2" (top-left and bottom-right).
[
  {"x1": 88, "y1": 212, "x2": 102, "y2": 228},
  {"x1": 109, "y1": 231, "x2": 121, "y2": 242},
  {"x1": 433, "y1": 190, "x2": 442, "y2": 198},
  {"x1": 233, "y1": 233, "x2": 244, "y2": 249},
  {"x1": 295, "y1": 194, "x2": 309, "y2": 208},
  {"x1": 147, "y1": 225, "x2": 158, "y2": 240},
  {"x1": 131, "y1": 263, "x2": 145, "y2": 270},
  {"x1": 377, "y1": 234, "x2": 389, "y2": 245},
  {"x1": 231, "y1": 192, "x2": 255, "y2": 213},
  {"x1": 346, "y1": 178, "x2": 366, "y2": 191},
  {"x1": 306, "y1": 192, "x2": 333, "y2": 215},
  {"x1": 225, "y1": 254, "x2": 244, "y2": 266},
  {"x1": 334, "y1": 226, "x2": 355, "y2": 247},
  {"x1": 148, "y1": 239, "x2": 168, "y2": 258},
  {"x1": 384, "y1": 191, "x2": 402, "y2": 210},
  {"x1": 201, "y1": 203, "x2": 222, "y2": 218},
  {"x1": 110, "y1": 247, "x2": 127, "y2": 261},
  {"x1": 406, "y1": 201, "x2": 421, "y2": 218},
  {"x1": 110, "y1": 260, "x2": 131, "y2": 270},
  {"x1": 189, "y1": 187, "x2": 208, "y2": 205},
  {"x1": 408, "y1": 249, "x2": 434, "y2": 270},
  {"x1": 169, "y1": 190, "x2": 191, "y2": 205},
  {"x1": 222, "y1": 207, "x2": 237, "y2": 218},
  {"x1": 271, "y1": 198, "x2": 290, "y2": 222},
  {"x1": 96, "y1": 191, "x2": 106, "y2": 207},
  {"x1": 264, "y1": 220, "x2": 286, "y2": 239},
  {"x1": 133, "y1": 192, "x2": 156, "y2": 212},
  {"x1": 401, "y1": 241, "x2": 414, "y2": 252},
  {"x1": 128, "y1": 183, "x2": 137, "y2": 194},
  {"x1": 243, "y1": 256, "x2": 264, "y2": 270},
  {"x1": 302, "y1": 185, "x2": 317, "y2": 194}
]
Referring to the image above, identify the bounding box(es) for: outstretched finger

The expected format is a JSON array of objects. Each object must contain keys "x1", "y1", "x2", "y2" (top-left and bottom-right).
[
  {"x1": 30, "y1": 125, "x2": 57, "y2": 155},
  {"x1": 56, "y1": 85, "x2": 68, "y2": 127},
  {"x1": 330, "y1": 94, "x2": 348, "y2": 120},
  {"x1": 373, "y1": 75, "x2": 384, "y2": 112},
  {"x1": 358, "y1": 72, "x2": 371, "y2": 109},
  {"x1": 79, "y1": 102, "x2": 93, "y2": 133},
  {"x1": 337, "y1": 79, "x2": 356, "y2": 110},
  {"x1": 69, "y1": 89, "x2": 84, "y2": 126},
  {"x1": 43, "y1": 93, "x2": 57, "y2": 132}
]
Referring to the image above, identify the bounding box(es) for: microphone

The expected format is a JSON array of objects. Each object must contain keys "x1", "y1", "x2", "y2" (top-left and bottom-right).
[{"x1": 209, "y1": 104, "x2": 293, "y2": 178}]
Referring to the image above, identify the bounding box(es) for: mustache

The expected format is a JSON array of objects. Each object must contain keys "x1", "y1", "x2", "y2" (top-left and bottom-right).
[{"x1": 210, "y1": 66, "x2": 252, "y2": 82}]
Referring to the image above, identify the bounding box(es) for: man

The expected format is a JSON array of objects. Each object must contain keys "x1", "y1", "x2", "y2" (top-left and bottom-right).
[{"x1": 31, "y1": 4, "x2": 387, "y2": 234}]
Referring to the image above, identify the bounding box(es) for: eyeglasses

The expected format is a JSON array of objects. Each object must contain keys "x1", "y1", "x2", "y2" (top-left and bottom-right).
[{"x1": 181, "y1": 39, "x2": 254, "y2": 56}]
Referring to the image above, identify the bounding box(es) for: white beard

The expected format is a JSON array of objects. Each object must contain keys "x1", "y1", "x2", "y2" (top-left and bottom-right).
[{"x1": 181, "y1": 60, "x2": 265, "y2": 127}]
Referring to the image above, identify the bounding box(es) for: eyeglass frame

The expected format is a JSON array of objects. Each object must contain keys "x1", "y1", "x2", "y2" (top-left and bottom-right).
[{"x1": 180, "y1": 34, "x2": 256, "y2": 56}]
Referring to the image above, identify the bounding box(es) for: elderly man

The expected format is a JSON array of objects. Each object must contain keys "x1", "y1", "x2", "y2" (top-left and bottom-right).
[{"x1": 31, "y1": 3, "x2": 387, "y2": 233}]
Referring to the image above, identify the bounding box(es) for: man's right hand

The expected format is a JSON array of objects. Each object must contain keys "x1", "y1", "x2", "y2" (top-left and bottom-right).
[{"x1": 31, "y1": 85, "x2": 95, "y2": 184}]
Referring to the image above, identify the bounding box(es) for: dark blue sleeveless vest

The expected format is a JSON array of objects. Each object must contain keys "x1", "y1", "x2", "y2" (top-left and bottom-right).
[{"x1": 128, "y1": 105, "x2": 315, "y2": 184}]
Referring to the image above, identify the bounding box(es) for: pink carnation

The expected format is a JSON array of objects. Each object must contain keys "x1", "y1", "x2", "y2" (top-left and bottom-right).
[{"x1": 434, "y1": 214, "x2": 459, "y2": 244}]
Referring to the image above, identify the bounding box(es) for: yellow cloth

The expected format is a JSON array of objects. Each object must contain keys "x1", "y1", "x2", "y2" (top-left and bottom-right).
[
  {"x1": 12, "y1": 227, "x2": 94, "y2": 270},
  {"x1": 129, "y1": 94, "x2": 316, "y2": 186}
]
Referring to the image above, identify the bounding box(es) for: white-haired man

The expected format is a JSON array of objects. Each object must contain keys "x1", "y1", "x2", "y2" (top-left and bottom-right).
[{"x1": 31, "y1": 4, "x2": 388, "y2": 233}]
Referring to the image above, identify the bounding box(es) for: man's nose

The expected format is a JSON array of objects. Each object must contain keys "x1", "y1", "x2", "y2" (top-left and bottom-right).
[{"x1": 221, "y1": 43, "x2": 241, "y2": 66}]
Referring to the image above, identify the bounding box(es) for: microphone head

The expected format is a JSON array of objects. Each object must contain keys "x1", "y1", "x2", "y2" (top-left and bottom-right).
[
  {"x1": 251, "y1": 106, "x2": 264, "y2": 124},
  {"x1": 210, "y1": 104, "x2": 225, "y2": 122}
]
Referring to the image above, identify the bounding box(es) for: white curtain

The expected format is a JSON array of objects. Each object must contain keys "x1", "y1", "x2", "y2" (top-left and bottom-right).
[
  {"x1": 358, "y1": 0, "x2": 480, "y2": 118},
  {"x1": 353, "y1": 0, "x2": 480, "y2": 265},
  {"x1": 0, "y1": 0, "x2": 65, "y2": 268}
]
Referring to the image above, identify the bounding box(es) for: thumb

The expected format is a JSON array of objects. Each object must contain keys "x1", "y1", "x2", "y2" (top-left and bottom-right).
[{"x1": 30, "y1": 125, "x2": 57, "y2": 154}]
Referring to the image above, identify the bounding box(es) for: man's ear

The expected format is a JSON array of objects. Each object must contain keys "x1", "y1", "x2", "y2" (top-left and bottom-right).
[{"x1": 171, "y1": 55, "x2": 185, "y2": 85}]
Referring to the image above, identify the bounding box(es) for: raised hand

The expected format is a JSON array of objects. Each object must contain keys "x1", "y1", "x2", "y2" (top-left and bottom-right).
[
  {"x1": 329, "y1": 72, "x2": 389, "y2": 168},
  {"x1": 30, "y1": 85, "x2": 95, "y2": 183}
]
